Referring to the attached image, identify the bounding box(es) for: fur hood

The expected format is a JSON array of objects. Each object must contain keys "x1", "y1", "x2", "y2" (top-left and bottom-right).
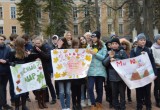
[{"x1": 120, "y1": 38, "x2": 131, "y2": 54}]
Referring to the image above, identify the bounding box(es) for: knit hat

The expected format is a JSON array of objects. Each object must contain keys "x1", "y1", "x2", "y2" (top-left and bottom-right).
[
  {"x1": 91, "y1": 31, "x2": 101, "y2": 39},
  {"x1": 154, "y1": 34, "x2": 160, "y2": 42},
  {"x1": 137, "y1": 33, "x2": 146, "y2": 41},
  {"x1": 111, "y1": 38, "x2": 120, "y2": 45}
]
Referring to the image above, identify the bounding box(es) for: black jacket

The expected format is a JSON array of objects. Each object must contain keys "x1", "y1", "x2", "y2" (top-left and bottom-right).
[
  {"x1": 0, "y1": 44, "x2": 11, "y2": 75},
  {"x1": 103, "y1": 48, "x2": 128, "y2": 81},
  {"x1": 32, "y1": 43, "x2": 52, "y2": 74}
]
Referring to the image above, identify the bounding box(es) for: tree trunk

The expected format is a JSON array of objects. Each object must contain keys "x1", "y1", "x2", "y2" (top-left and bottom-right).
[{"x1": 143, "y1": 0, "x2": 154, "y2": 41}]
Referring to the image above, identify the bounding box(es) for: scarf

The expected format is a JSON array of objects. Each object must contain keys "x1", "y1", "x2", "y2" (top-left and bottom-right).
[{"x1": 152, "y1": 43, "x2": 160, "y2": 49}]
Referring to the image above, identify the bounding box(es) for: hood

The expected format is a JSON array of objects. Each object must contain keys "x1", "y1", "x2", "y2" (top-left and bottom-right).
[{"x1": 120, "y1": 38, "x2": 131, "y2": 53}]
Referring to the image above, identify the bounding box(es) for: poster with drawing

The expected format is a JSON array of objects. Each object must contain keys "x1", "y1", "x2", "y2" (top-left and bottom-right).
[
  {"x1": 10, "y1": 61, "x2": 47, "y2": 95},
  {"x1": 51, "y1": 49, "x2": 92, "y2": 80},
  {"x1": 111, "y1": 52, "x2": 156, "y2": 89}
]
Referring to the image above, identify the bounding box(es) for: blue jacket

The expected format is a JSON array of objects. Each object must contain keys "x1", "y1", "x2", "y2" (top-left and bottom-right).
[
  {"x1": 104, "y1": 49, "x2": 128, "y2": 81},
  {"x1": 88, "y1": 43, "x2": 107, "y2": 78},
  {"x1": 0, "y1": 44, "x2": 11, "y2": 75}
]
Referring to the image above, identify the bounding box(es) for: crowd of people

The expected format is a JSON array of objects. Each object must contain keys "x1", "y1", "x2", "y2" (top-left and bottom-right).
[{"x1": 0, "y1": 31, "x2": 160, "y2": 110}]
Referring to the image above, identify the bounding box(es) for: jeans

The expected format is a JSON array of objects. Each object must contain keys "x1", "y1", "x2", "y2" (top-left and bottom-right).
[
  {"x1": 88, "y1": 76, "x2": 104, "y2": 105},
  {"x1": 136, "y1": 83, "x2": 152, "y2": 109},
  {"x1": 58, "y1": 81, "x2": 71, "y2": 109},
  {"x1": 111, "y1": 81, "x2": 126, "y2": 109},
  {"x1": 0, "y1": 74, "x2": 9, "y2": 108},
  {"x1": 81, "y1": 84, "x2": 86, "y2": 100}
]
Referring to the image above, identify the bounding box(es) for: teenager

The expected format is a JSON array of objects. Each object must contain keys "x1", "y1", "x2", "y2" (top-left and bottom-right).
[
  {"x1": 104, "y1": 38, "x2": 128, "y2": 110},
  {"x1": 88, "y1": 31, "x2": 107, "y2": 110},
  {"x1": 151, "y1": 34, "x2": 160, "y2": 108},
  {"x1": 130, "y1": 33, "x2": 156, "y2": 110}
]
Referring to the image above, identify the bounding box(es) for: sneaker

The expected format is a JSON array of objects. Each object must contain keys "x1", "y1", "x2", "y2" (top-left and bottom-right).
[
  {"x1": 65, "y1": 108, "x2": 70, "y2": 110},
  {"x1": 88, "y1": 99, "x2": 91, "y2": 106},
  {"x1": 3, "y1": 104, "x2": 13, "y2": 110},
  {"x1": 50, "y1": 99, "x2": 56, "y2": 104},
  {"x1": 81, "y1": 100, "x2": 86, "y2": 107},
  {"x1": 26, "y1": 98, "x2": 31, "y2": 102}
]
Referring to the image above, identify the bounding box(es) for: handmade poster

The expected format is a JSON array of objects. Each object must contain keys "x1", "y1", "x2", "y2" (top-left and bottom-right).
[
  {"x1": 10, "y1": 61, "x2": 47, "y2": 95},
  {"x1": 111, "y1": 52, "x2": 156, "y2": 89},
  {"x1": 51, "y1": 49, "x2": 92, "y2": 80}
]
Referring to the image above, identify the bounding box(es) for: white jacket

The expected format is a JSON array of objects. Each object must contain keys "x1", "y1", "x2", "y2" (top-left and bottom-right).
[{"x1": 151, "y1": 45, "x2": 160, "y2": 68}]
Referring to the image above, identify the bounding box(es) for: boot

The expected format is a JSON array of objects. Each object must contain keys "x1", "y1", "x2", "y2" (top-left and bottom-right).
[
  {"x1": 72, "y1": 104, "x2": 77, "y2": 110},
  {"x1": 77, "y1": 104, "x2": 82, "y2": 110},
  {"x1": 41, "y1": 90, "x2": 48, "y2": 108},
  {"x1": 90, "y1": 105, "x2": 97, "y2": 110},
  {"x1": 22, "y1": 95, "x2": 29, "y2": 110},
  {"x1": 15, "y1": 97, "x2": 20, "y2": 110},
  {"x1": 36, "y1": 91, "x2": 44, "y2": 109},
  {"x1": 156, "y1": 98, "x2": 160, "y2": 108},
  {"x1": 96, "y1": 103, "x2": 102, "y2": 110}
]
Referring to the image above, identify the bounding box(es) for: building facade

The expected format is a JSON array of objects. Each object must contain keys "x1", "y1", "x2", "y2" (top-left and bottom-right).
[{"x1": 0, "y1": 0, "x2": 130, "y2": 39}]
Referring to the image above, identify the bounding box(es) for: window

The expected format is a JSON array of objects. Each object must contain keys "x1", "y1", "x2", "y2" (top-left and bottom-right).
[
  {"x1": 74, "y1": 25, "x2": 78, "y2": 35},
  {"x1": 11, "y1": 7, "x2": 16, "y2": 19},
  {"x1": 36, "y1": 8, "x2": 41, "y2": 19},
  {"x1": 0, "y1": 7, "x2": 3, "y2": 19},
  {"x1": 84, "y1": 7, "x2": 88, "y2": 17},
  {"x1": 107, "y1": 6, "x2": 112, "y2": 17},
  {"x1": 119, "y1": 24, "x2": 123, "y2": 34},
  {"x1": 119, "y1": 8, "x2": 123, "y2": 18},
  {"x1": 108, "y1": 24, "x2": 112, "y2": 34},
  {"x1": 73, "y1": 7, "x2": 77, "y2": 21},
  {"x1": 12, "y1": 26, "x2": 16, "y2": 34},
  {"x1": 0, "y1": 26, "x2": 3, "y2": 34}
]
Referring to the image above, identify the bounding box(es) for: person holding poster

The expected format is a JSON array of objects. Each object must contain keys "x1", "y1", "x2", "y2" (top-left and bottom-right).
[
  {"x1": 87, "y1": 31, "x2": 107, "y2": 110},
  {"x1": 57, "y1": 31, "x2": 73, "y2": 110},
  {"x1": 151, "y1": 34, "x2": 160, "y2": 108},
  {"x1": 103, "y1": 38, "x2": 128, "y2": 110},
  {"x1": 70, "y1": 38, "x2": 85, "y2": 110},
  {"x1": 130, "y1": 33, "x2": 156, "y2": 110},
  {"x1": 79, "y1": 35, "x2": 91, "y2": 107},
  {"x1": 9, "y1": 37, "x2": 31, "y2": 110}
]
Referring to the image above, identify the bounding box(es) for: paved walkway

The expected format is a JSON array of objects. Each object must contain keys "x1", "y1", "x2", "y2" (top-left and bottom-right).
[{"x1": 6, "y1": 83, "x2": 159, "y2": 110}]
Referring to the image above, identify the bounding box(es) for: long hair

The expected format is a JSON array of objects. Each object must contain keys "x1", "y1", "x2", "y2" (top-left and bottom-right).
[
  {"x1": 15, "y1": 37, "x2": 26, "y2": 59},
  {"x1": 64, "y1": 31, "x2": 73, "y2": 40},
  {"x1": 91, "y1": 39, "x2": 103, "y2": 50}
]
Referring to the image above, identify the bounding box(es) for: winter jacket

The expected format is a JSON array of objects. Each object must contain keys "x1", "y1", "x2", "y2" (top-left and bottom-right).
[
  {"x1": 0, "y1": 44, "x2": 11, "y2": 75},
  {"x1": 32, "y1": 43, "x2": 53, "y2": 74},
  {"x1": 104, "y1": 48, "x2": 128, "y2": 81},
  {"x1": 88, "y1": 43, "x2": 107, "y2": 78},
  {"x1": 151, "y1": 43, "x2": 160, "y2": 68}
]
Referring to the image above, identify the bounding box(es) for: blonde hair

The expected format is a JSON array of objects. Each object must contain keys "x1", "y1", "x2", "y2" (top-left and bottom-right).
[
  {"x1": 64, "y1": 31, "x2": 73, "y2": 39},
  {"x1": 15, "y1": 37, "x2": 26, "y2": 59},
  {"x1": 34, "y1": 37, "x2": 43, "y2": 43},
  {"x1": 83, "y1": 32, "x2": 92, "y2": 37}
]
